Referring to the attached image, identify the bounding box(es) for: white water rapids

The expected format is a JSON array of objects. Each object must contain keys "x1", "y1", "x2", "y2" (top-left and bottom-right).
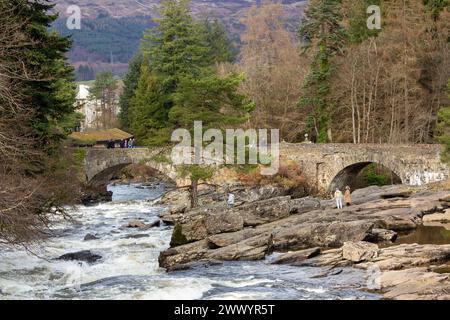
[{"x1": 0, "y1": 184, "x2": 380, "y2": 300}]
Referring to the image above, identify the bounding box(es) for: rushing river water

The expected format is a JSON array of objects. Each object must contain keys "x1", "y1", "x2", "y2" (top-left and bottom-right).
[{"x1": 0, "y1": 184, "x2": 380, "y2": 300}]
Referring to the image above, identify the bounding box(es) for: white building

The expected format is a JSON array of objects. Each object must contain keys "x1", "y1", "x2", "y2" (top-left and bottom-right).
[
  {"x1": 75, "y1": 84, "x2": 121, "y2": 132},
  {"x1": 75, "y1": 84, "x2": 99, "y2": 132}
]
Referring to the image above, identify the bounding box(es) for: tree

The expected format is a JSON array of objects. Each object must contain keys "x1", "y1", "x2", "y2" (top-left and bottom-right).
[
  {"x1": 90, "y1": 72, "x2": 119, "y2": 129},
  {"x1": 178, "y1": 165, "x2": 214, "y2": 208},
  {"x1": 129, "y1": 59, "x2": 168, "y2": 145},
  {"x1": 298, "y1": 0, "x2": 346, "y2": 143},
  {"x1": 240, "y1": 0, "x2": 308, "y2": 141},
  {"x1": 11, "y1": 0, "x2": 76, "y2": 152},
  {"x1": 202, "y1": 18, "x2": 236, "y2": 64},
  {"x1": 119, "y1": 53, "x2": 143, "y2": 131},
  {"x1": 129, "y1": 0, "x2": 254, "y2": 145},
  {"x1": 1, "y1": 0, "x2": 80, "y2": 245},
  {"x1": 330, "y1": 0, "x2": 450, "y2": 144},
  {"x1": 170, "y1": 71, "x2": 254, "y2": 130},
  {"x1": 437, "y1": 80, "x2": 450, "y2": 163},
  {"x1": 144, "y1": 0, "x2": 209, "y2": 92}
]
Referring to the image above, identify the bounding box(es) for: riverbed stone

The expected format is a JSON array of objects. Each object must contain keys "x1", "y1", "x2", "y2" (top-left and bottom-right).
[
  {"x1": 423, "y1": 209, "x2": 450, "y2": 223},
  {"x1": 57, "y1": 250, "x2": 102, "y2": 264},
  {"x1": 84, "y1": 233, "x2": 99, "y2": 241},
  {"x1": 271, "y1": 248, "x2": 321, "y2": 265},
  {"x1": 125, "y1": 219, "x2": 147, "y2": 229},
  {"x1": 342, "y1": 241, "x2": 379, "y2": 263},
  {"x1": 366, "y1": 228, "x2": 398, "y2": 242}
]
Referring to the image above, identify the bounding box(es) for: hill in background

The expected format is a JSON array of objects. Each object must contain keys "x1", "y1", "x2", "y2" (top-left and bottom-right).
[{"x1": 53, "y1": 0, "x2": 307, "y2": 80}]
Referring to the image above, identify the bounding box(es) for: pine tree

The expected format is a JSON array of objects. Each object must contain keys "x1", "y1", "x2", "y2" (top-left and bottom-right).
[
  {"x1": 202, "y1": 18, "x2": 236, "y2": 64},
  {"x1": 129, "y1": 0, "x2": 253, "y2": 146},
  {"x1": 299, "y1": 0, "x2": 346, "y2": 143},
  {"x1": 129, "y1": 59, "x2": 169, "y2": 145},
  {"x1": 13, "y1": 0, "x2": 76, "y2": 151},
  {"x1": 119, "y1": 53, "x2": 143, "y2": 131},
  {"x1": 347, "y1": 0, "x2": 381, "y2": 44},
  {"x1": 144, "y1": 0, "x2": 209, "y2": 93}
]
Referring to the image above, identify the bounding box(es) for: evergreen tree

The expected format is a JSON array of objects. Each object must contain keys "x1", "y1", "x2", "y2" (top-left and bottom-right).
[
  {"x1": 298, "y1": 0, "x2": 346, "y2": 143},
  {"x1": 119, "y1": 53, "x2": 143, "y2": 131},
  {"x1": 13, "y1": 0, "x2": 76, "y2": 152},
  {"x1": 170, "y1": 71, "x2": 254, "y2": 130},
  {"x1": 144, "y1": 0, "x2": 209, "y2": 93},
  {"x1": 129, "y1": 59, "x2": 169, "y2": 145},
  {"x1": 129, "y1": 0, "x2": 253, "y2": 146},
  {"x1": 202, "y1": 18, "x2": 236, "y2": 64},
  {"x1": 347, "y1": 0, "x2": 381, "y2": 44}
]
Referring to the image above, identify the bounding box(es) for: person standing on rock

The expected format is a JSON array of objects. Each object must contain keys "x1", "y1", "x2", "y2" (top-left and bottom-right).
[
  {"x1": 344, "y1": 186, "x2": 352, "y2": 206},
  {"x1": 334, "y1": 188, "x2": 344, "y2": 209},
  {"x1": 227, "y1": 192, "x2": 235, "y2": 209}
]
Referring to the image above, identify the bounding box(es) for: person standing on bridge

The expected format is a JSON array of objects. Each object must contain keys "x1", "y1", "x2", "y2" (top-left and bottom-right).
[{"x1": 334, "y1": 188, "x2": 344, "y2": 209}]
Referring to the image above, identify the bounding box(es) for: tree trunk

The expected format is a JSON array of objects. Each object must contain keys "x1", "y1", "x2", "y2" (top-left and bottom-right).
[{"x1": 190, "y1": 179, "x2": 199, "y2": 208}]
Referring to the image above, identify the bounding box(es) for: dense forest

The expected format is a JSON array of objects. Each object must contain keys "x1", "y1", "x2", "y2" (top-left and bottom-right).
[
  {"x1": 52, "y1": 14, "x2": 155, "y2": 79},
  {"x1": 120, "y1": 0, "x2": 450, "y2": 147}
]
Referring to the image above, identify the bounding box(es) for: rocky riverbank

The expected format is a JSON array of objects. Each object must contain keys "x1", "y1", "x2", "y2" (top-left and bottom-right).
[{"x1": 158, "y1": 185, "x2": 450, "y2": 300}]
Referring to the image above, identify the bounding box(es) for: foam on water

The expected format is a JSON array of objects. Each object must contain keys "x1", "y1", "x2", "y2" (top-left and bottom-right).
[{"x1": 0, "y1": 184, "x2": 380, "y2": 300}]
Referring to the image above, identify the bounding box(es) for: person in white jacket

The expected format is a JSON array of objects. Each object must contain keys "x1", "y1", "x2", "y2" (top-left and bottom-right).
[
  {"x1": 227, "y1": 193, "x2": 235, "y2": 209},
  {"x1": 334, "y1": 189, "x2": 344, "y2": 209}
]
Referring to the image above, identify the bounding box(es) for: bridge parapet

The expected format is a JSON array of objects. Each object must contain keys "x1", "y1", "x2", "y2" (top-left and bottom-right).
[{"x1": 84, "y1": 144, "x2": 449, "y2": 191}]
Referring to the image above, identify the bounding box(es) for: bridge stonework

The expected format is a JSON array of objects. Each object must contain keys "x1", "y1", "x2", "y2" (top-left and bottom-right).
[
  {"x1": 84, "y1": 148, "x2": 182, "y2": 186},
  {"x1": 84, "y1": 144, "x2": 449, "y2": 191},
  {"x1": 281, "y1": 143, "x2": 449, "y2": 191}
]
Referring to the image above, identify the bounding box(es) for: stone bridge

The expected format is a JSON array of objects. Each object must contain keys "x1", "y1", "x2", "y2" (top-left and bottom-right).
[
  {"x1": 84, "y1": 147, "x2": 182, "y2": 186},
  {"x1": 84, "y1": 144, "x2": 449, "y2": 191}
]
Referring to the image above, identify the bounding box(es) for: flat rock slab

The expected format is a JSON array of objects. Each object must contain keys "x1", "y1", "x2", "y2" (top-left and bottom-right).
[{"x1": 271, "y1": 247, "x2": 321, "y2": 265}]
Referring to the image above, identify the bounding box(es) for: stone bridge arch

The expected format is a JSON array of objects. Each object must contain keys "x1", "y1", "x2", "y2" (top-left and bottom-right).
[
  {"x1": 84, "y1": 148, "x2": 184, "y2": 187},
  {"x1": 280, "y1": 143, "x2": 449, "y2": 192}
]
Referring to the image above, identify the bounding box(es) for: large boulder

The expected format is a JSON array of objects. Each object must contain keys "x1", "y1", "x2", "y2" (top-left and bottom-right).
[
  {"x1": 342, "y1": 241, "x2": 379, "y2": 263},
  {"x1": 272, "y1": 220, "x2": 375, "y2": 251},
  {"x1": 57, "y1": 250, "x2": 102, "y2": 264}
]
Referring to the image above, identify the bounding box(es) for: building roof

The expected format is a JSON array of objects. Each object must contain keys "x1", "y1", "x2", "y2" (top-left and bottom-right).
[{"x1": 69, "y1": 128, "x2": 133, "y2": 142}]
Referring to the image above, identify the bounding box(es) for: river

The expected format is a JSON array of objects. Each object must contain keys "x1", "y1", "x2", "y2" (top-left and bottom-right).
[{"x1": 0, "y1": 183, "x2": 380, "y2": 300}]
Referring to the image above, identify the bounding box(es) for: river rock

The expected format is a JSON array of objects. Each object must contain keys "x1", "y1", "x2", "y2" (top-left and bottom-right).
[
  {"x1": 342, "y1": 241, "x2": 379, "y2": 263},
  {"x1": 365, "y1": 228, "x2": 398, "y2": 242},
  {"x1": 84, "y1": 234, "x2": 99, "y2": 241},
  {"x1": 123, "y1": 219, "x2": 160, "y2": 230},
  {"x1": 271, "y1": 248, "x2": 321, "y2": 265},
  {"x1": 379, "y1": 268, "x2": 450, "y2": 300},
  {"x1": 124, "y1": 234, "x2": 150, "y2": 239},
  {"x1": 57, "y1": 250, "x2": 102, "y2": 263},
  {"x1": 423, "y1": 209, "x2": 450, "y2": 223},
  {"x1": 124, "y1": 219, "x2": 147, "y2": 229}
]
